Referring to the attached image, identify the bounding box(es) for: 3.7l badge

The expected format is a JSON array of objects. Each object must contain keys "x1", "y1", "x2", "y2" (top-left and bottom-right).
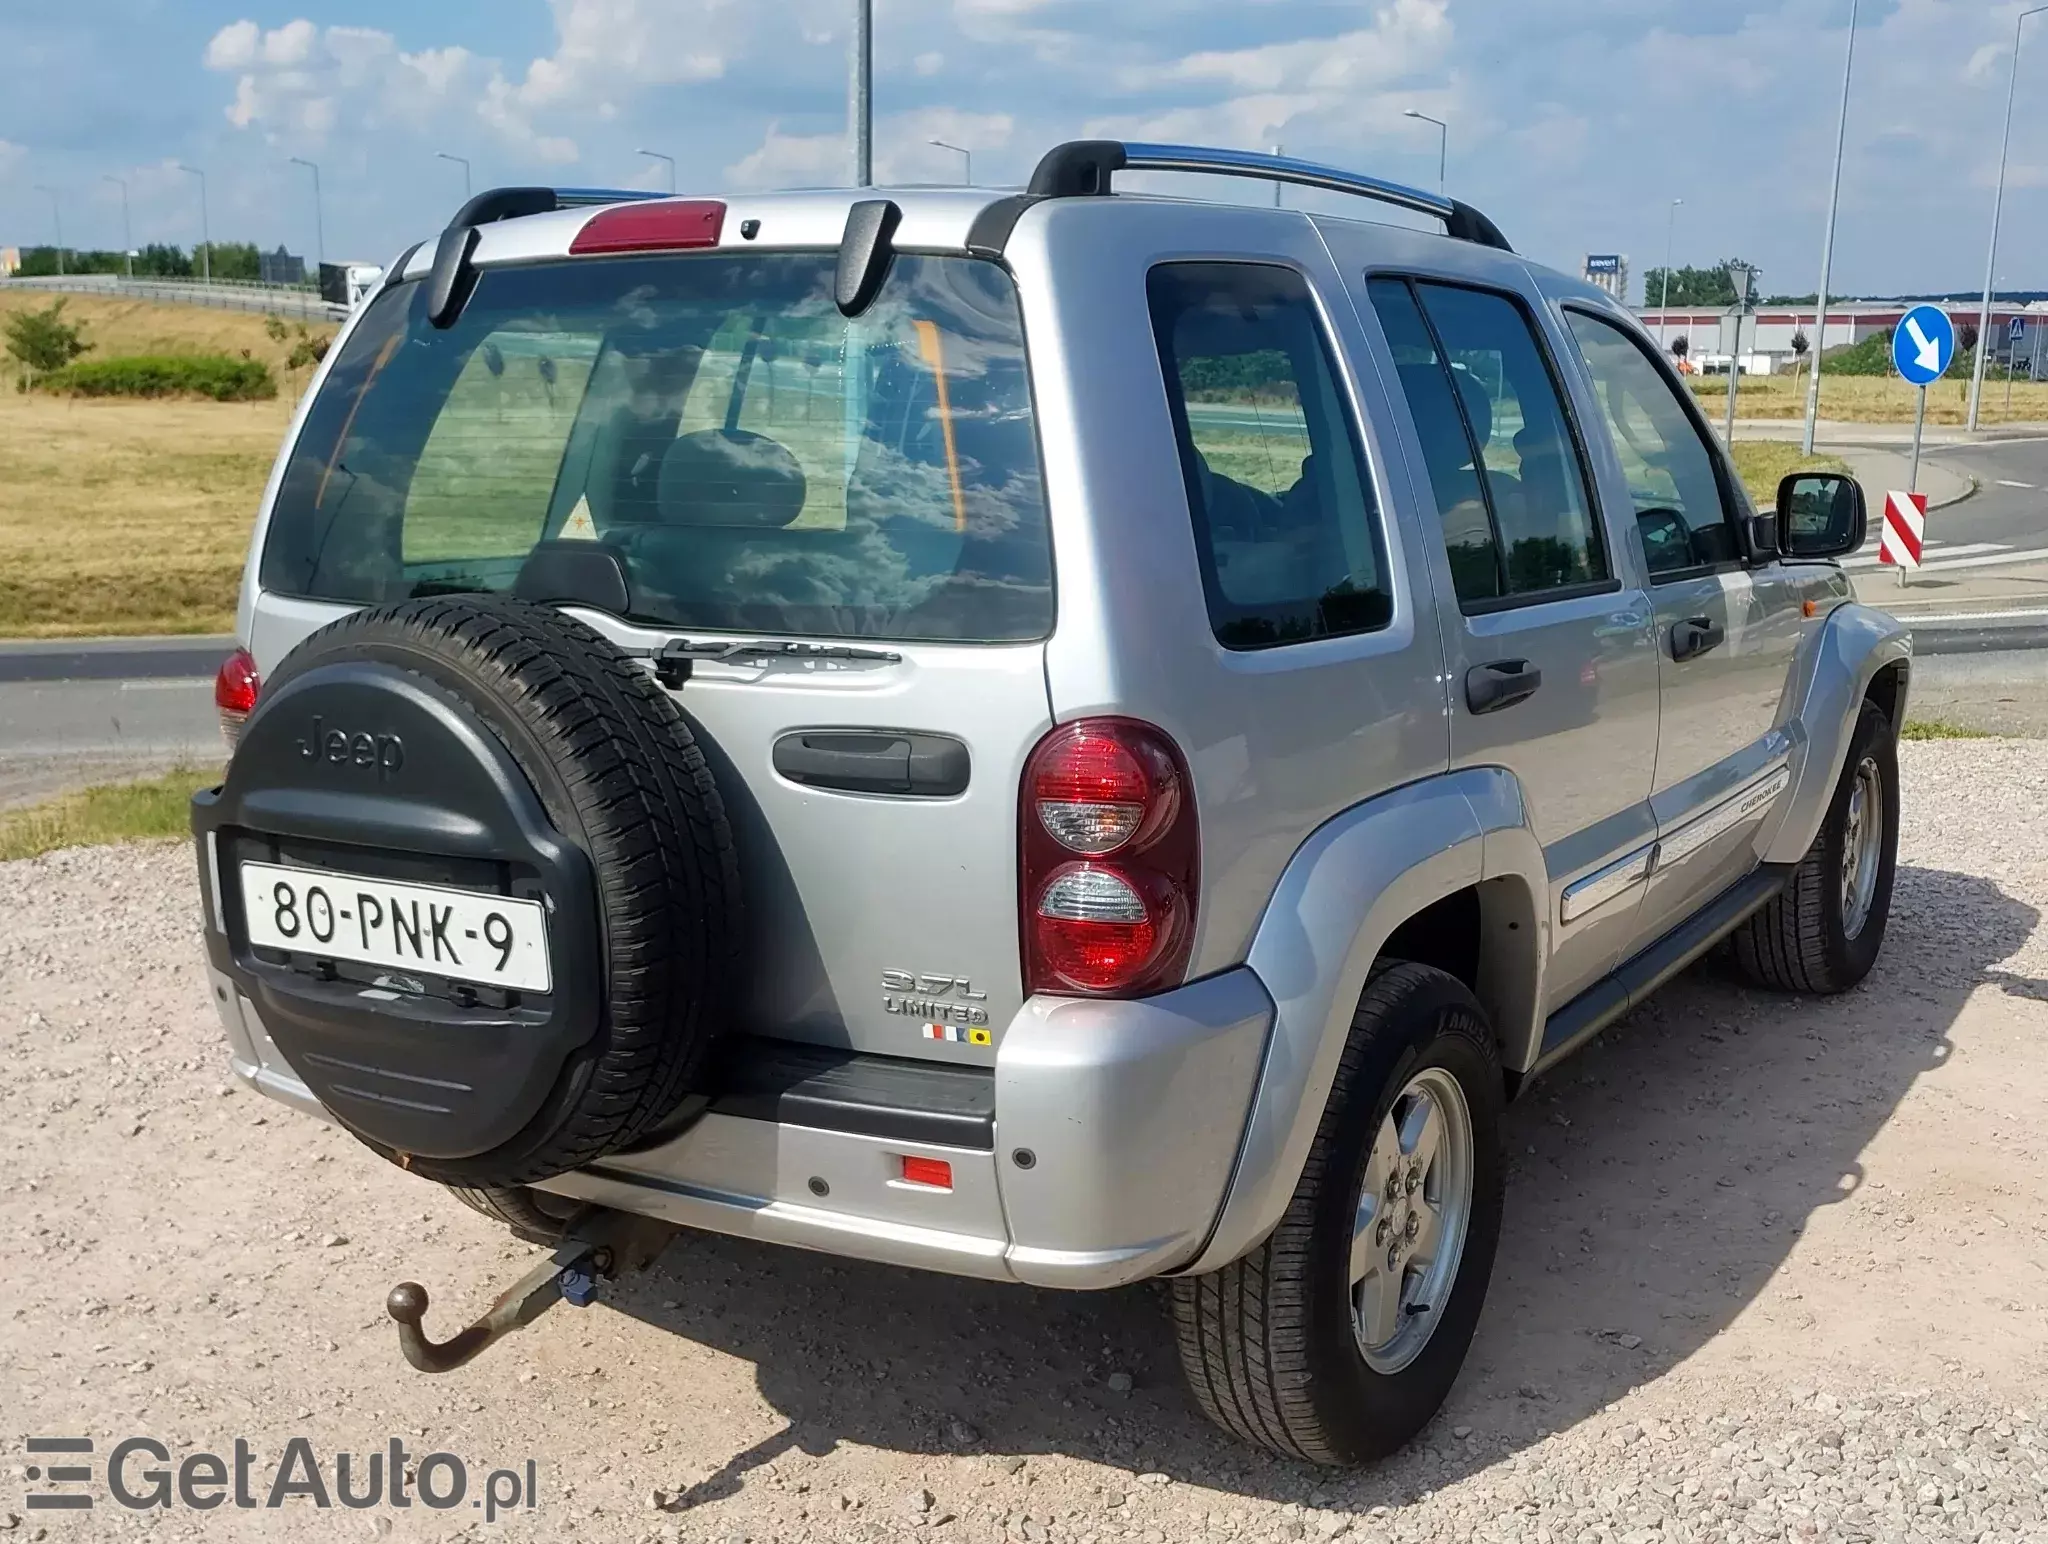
[{"x1": 880, "y1": 969, "x2": 990, "y2": 1027}]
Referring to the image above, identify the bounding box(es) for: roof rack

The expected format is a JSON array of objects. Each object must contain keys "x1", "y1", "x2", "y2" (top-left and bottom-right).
[
  {"x1": 1017, "y1": 140, "x2": 1512, "y2": 252},
  {"x1": 447, "y1": 185, "x2": 663, "y2": 230}
]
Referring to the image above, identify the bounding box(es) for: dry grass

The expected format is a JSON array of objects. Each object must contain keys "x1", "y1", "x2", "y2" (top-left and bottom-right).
[
  {"x1": 0, "y1": 391, "x2": 288, "y2": 636},
  {"x1": 0, "y1": 296, "x2": 335, "y2": 638},
  {"x1": 1691, "y1": 370, "x2": 2048, "y2": 425}
]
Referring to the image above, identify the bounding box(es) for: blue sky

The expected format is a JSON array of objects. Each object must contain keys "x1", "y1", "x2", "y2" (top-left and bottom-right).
[{"x1": 1, "y1": 0, "x2": 2043, "y2": 300}]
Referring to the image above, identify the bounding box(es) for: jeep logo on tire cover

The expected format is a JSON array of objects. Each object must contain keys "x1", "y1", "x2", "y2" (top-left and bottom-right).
[{"x1": 297, "y1": 715, "x2": 405, "y2": 778}]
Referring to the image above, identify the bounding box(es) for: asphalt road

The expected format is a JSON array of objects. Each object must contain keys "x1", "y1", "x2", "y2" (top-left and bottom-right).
[{"x1": 1918, "y1": 437, "x2": 2048, "y2": 551}]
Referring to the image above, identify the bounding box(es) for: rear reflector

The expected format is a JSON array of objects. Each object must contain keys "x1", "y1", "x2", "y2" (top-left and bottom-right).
[
  {"x1": 570, "y1": 200, "x2": 725, "y2": 255},
  {"x1": 899, "y1": 1156, "x2": 953, "y2": 1190}
]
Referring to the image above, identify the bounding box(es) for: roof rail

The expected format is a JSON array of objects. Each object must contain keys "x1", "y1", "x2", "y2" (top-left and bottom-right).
[
  {"x1": 447, "y1": 185, "x2": 663, "y2": 230},
  {"x1": 1018, "y1": 140, "x2": 1512, "y2": 252}
]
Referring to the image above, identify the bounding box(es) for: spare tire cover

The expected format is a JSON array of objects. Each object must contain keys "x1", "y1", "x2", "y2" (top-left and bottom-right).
[{"x1": 192, "y1": 595, "x2": 741, "y2": 1186}]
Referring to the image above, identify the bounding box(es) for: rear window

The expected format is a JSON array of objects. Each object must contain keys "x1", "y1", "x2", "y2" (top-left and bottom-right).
[{"x1": 260, "y1": 252, "x2": 1052, "y2": 643}]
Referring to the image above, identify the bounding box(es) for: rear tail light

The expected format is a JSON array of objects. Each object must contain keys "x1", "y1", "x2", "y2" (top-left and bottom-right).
[
  {"x1": 569, "y1": 200, "x2": 725, "y2": 255},
  {"x1": 1021, "y1": 718, "x2": 1197, "y2": 997},
  {"x1": 215, "y1": 647, "x2": 260, "y2": 750}
]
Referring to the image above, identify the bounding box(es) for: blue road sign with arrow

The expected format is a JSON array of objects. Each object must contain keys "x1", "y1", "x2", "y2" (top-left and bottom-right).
[{"x1": 1892, "y1": 304, "x2": 1955, "y2": 386}]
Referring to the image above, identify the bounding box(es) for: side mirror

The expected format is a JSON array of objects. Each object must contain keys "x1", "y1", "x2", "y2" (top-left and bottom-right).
[
  {"x1": 1747, "y1": 512, "x2": 1780, "y2": 557},
  {"x1": 1776, "y1": 472, "x2": 1866, "y2": 560}
]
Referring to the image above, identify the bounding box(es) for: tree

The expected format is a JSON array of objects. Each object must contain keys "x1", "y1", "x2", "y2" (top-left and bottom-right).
[
  {"x1": 1671, "y1": 335, "x2": 1690, "y2": 360},
  {"x1": 195, "y1": 242, "x2": 262, "y2": 281},
  {"x1": 134, "y1": 244, "x2": 194, "y2": 278},
  {"x1": 1789, "y1": 330, "x2": 1810, "y2": 383},
  {"x1": 3, "y1": 299, "x2": 93, "y2": 382},
  {"x1": 1639, "y1": 260, "x2": 1757, "y2": 309}
]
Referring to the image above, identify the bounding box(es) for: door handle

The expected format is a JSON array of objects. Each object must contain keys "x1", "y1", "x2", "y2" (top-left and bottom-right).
[
  {"x1": 1465, "y1": 658, "x2": 1543, "y2": 715},
  {"x1": 1669, "y1": 616, "x2": 1726, "y2": 662},
  {"x1": 772, "y1": 731, "x2": 970, "y2": 796}
]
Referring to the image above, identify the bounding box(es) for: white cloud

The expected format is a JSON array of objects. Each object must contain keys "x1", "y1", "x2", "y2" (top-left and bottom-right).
[
  {"x1": 726, "y1": 109, "x2": 1016, "y2": 189},
  {"x1": 203, "y1": 19, "x2": 260, "y2": 71},
  {"x1": 203, "y1": 18, "x2": 481, "y2": 149},
  {"x1": 165, "y1": 0, "x2": 2047, "y2": 296}
]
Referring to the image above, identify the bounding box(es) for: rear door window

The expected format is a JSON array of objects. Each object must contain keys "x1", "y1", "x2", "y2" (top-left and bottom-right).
[
  {"x1": 1368, "y1": 277, "x2": 1609, "y2": 609},
  {"x1": 259, "y1": 252, "x2": 1051, "y2": 643},
  {"x1": 1147, "y1": 262, "x2": 1390, "y2": 649}
]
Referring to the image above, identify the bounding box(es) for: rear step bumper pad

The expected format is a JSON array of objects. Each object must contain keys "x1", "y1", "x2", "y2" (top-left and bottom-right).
[{"x1": 211, "y1": 966, "x2": 1275, "y2": 1291}]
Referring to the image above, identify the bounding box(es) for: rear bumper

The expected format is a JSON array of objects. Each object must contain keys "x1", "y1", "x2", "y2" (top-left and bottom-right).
[{"x1": 210, "y1": 964, "x2": 1275, "y2": 1290}]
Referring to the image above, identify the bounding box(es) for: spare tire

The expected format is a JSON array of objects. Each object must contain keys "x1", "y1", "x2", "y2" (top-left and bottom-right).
[{"x1": 191, "y1": 594, "x2": 740, "y2": 1186}]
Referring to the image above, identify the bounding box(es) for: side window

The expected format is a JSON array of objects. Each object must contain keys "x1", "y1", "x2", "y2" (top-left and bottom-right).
[
  {"x1": 1368, "y1": 277, "x2": 1608, "y2": 608},
  {"x1": 1564, "y1": 310, "x2": 1740, "y2": 578},
  {"x1": 1148, "y1": 263, "x2": 1390, "y2": 648}
]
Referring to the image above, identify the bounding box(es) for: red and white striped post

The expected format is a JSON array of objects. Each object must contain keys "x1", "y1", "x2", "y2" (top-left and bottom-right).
[{"x1": 1879, "y1": 489, "x2": 1926, "y2": 585}]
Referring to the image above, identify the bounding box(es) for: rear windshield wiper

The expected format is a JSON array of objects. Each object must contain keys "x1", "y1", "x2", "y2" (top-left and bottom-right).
[{"x1": 646, "y1": 637, "x2": 903, "y2": 687}]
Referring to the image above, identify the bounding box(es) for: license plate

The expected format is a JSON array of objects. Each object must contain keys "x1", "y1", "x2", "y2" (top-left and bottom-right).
[{"x1": 237, "y1": 860, "x2": 552, "y2": 994}]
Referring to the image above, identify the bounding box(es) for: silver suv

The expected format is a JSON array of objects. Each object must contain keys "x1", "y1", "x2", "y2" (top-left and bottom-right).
[{"x1": 191, "y1": 141, "x2": 1906, "y2": 1464}]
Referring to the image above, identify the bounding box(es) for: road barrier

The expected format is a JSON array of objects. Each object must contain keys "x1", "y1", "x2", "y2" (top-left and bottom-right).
[{"x1": 0, "y1": 274, "x2": 347, "y2": 323}]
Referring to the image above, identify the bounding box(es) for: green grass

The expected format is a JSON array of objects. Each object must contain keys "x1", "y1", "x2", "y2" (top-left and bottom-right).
[
  {"x1": 0, "y1": 767, "x2": 219, "y2": 861},
  {"x1": 1900, "y1": 719, "x2": 1998, "y2": 742},
  {"x1": 1725, "y1": 441, "x2": 1850, "y2": 506},
  {"x1": 44, "y1": 353, "x2": 277, "y2": 402}
]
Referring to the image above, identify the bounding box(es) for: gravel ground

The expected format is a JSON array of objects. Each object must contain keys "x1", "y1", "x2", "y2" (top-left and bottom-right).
[{"x1": 4, "y1": 739, "x2": 2047, "y2": 1543}]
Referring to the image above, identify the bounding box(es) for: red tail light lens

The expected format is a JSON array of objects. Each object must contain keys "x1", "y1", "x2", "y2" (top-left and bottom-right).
[
  {"x1": 215, "y1": 647, "x2": 260, "y2": 750},
  {"x1": 1022, "y1": 719, "x2": 1197, "y2": 997},
  {"x1": 570, "y1": 200, "x2": 726, "y2": 255}
]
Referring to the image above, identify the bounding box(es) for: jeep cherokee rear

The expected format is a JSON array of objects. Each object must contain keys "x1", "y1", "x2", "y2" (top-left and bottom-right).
[{"x1": 192, "y1": 143, "x2": 1907, "y2": 1463}]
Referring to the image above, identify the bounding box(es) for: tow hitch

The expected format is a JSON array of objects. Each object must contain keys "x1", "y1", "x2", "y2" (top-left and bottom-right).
[{"x1": 385, "y1": 1208, "x2": 676, "y2": 1374}]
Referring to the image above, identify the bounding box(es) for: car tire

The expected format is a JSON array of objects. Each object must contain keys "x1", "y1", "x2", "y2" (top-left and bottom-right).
[
  {"x1": 1730, "y1": 699, "x2": 1897, "y2": 994},
  {"x1": 1169, "y1": 962, "x2": 1504, "y2": 1465},
  {"x1": 447, "y1": 1184, "x2": 584, "y2": 1246},
  {"x1": 256, "y1": 594, "x2": 742, "y2": 1186}
]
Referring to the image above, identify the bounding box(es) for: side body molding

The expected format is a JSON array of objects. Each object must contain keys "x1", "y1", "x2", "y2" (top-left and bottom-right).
[
  {"x1": 1188, "y1": 767, "x2": 1548, "y2": 1273},
  {"x1": 1765, "y1": 602, "x2": 1912, "y2": 866}
]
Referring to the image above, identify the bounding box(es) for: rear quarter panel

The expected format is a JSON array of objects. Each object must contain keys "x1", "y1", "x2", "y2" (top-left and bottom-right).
[{"x1": 1004, "y1": 199, "x2": 1454, "y2": 976}]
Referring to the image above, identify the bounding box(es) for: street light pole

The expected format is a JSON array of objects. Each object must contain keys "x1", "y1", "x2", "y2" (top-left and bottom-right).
[
  {"x1": 102, "y1": 176, "x2": 133, "y2": 276},
  {"x1": 1801, "y1": 0, "x2": 1859, "y2": 456},
  {"x1": 636, "y1": 148, "x2": 676, "y2": 194},
  {"x1": 850, "y1": 0, "x2": 873, "y2": 185},
  {"x1": 1658, "y1": 197, "x2": 1682, "y2": 352},
  {"x1": 436, "y1": 152, "x2": 472, "y2": 199},
  {"x1": 33, "y1": 185, "x2": 63, "y2": 275},
  {"x1": 289, "y1": 157, "x2": 324, "y2": 273},
  {"x1": 1403, "y1": 110, "x2": 1447, "y2": 192},
  {"x1": 1967, "y1": 4, "x2": 2047, "y2": 432},
  {"x1": 1724, "y1": 262, "x2": 1755, "y2": 445},
  {"x1": 176, "y1": 163, "x2": 210, "y2": 285},
  {"x1": 928, "y1": 139, "x2": 971, "y2": 185}
]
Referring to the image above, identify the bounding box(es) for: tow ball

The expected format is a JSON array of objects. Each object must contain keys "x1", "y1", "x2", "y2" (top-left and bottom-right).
[{"x1": 385, "y1": 1207, "x2": 676, "y2": 1374}]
